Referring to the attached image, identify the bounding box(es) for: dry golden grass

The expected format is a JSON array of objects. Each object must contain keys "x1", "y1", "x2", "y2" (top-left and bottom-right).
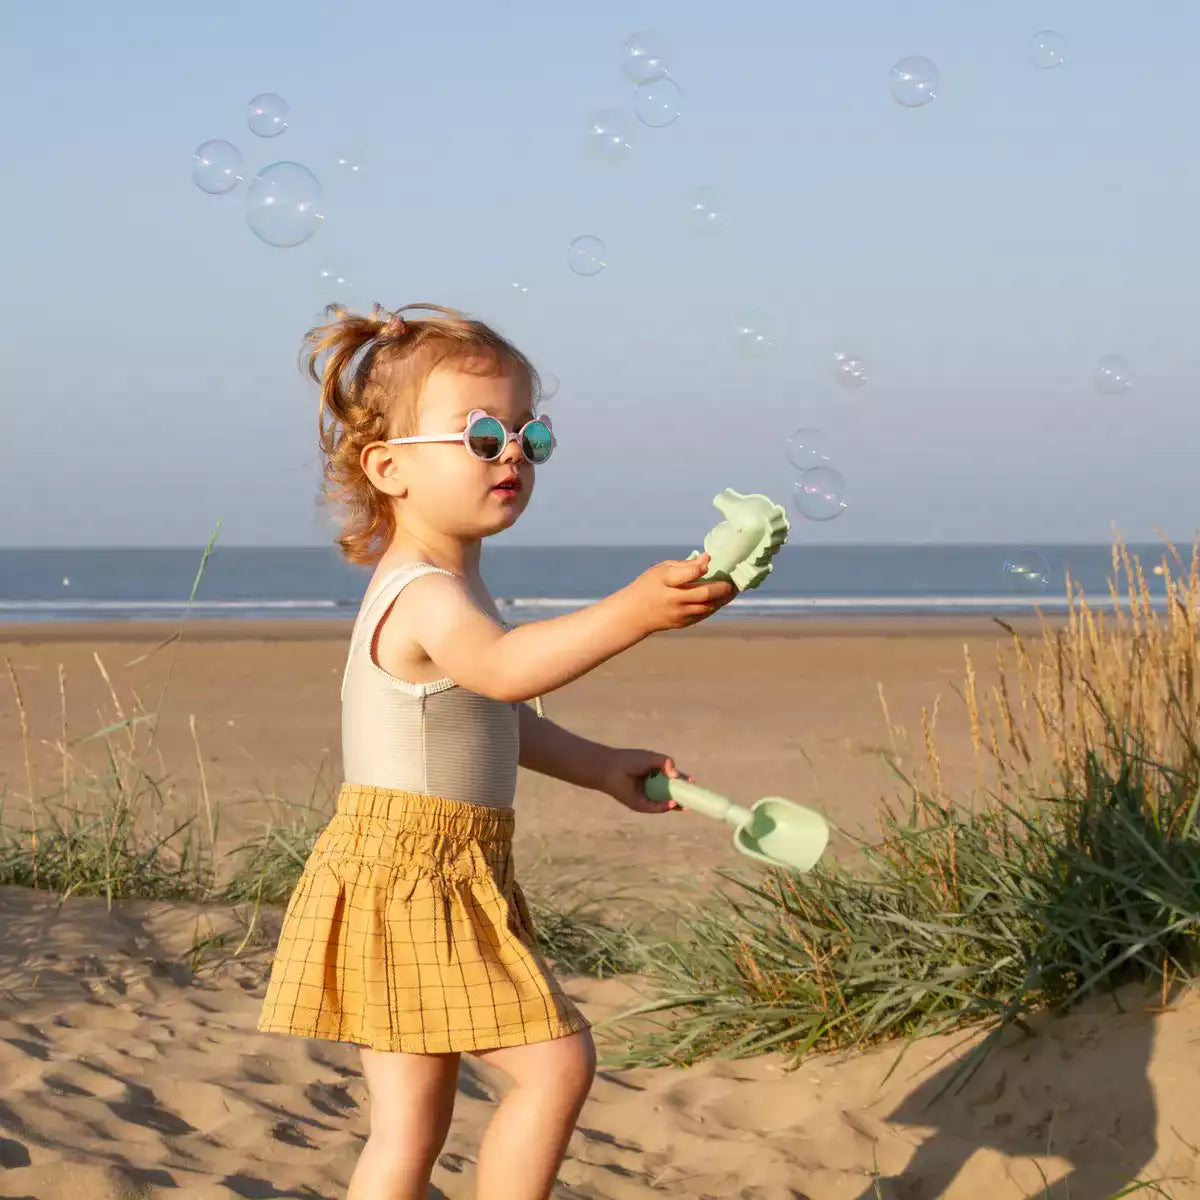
[{"x1": 608, "y1": 536, "x2": 1200, "y2": 1074}]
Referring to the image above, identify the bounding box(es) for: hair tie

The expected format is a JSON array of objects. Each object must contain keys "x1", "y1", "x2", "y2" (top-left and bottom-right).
[{"x1": 371, "y1": 304, "x2": 407, "y2": 338}]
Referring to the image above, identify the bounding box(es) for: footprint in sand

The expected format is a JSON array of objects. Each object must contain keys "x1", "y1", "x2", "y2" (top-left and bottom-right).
[
  {"x1": 41, "y1": 1073, "x2": 93, "y2": 1099},
  {"x1": 0, "y1": 1136, "x2": 32, "y2": 1169},
  {"x1": 271, "y1": 1119, "x2": 317, "y2": 1149},
  {"x1": 105, "y1": 1081, "x2": 197, "y2": 1138},
  {"x1": 303, "y1": 1080, "x2": 360, "y2": 1118}
]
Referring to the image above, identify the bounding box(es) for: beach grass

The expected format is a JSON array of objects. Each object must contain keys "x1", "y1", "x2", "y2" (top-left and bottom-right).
[
  {"x1": 0, "y1": 532, "x2": 1192, "y2": 1196},
  {"x1": 597, "y1": 537, "x2": 1200, "y2": 1083}
]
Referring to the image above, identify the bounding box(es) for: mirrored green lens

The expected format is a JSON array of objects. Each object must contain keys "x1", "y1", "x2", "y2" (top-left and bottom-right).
[
  {"x1": 522, "y1": 420, "x2": 553, "y2": 463},
  {"x1": 467, "y1": 416, "x2": 506, "y2": 460}
]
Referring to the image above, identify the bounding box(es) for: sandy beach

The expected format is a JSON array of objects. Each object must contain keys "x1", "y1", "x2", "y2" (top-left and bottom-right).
[{"x1": 1, "y1": 616, "x2": 1196, "y2": 1198}]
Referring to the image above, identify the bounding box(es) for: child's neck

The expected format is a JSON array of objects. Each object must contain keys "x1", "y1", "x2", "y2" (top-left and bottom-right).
[{"x1": 387, "y1": 531, "x2": 482, "y2": 582}]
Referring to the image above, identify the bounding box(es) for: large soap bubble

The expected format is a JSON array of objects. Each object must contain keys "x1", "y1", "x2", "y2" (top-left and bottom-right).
[
  {"x1": 785, "y1": 427, "x2": 832, "y2": 472},
  {"x1": 634, "y1": 78, "x2": 683, "y2": 127},
  {"x1": 793, "y1": 467, "x2": 848, "y2": 521},
  {"x1": 192, "y1": 139, "x2": 243, "y2": 195},
  {"x1": 246, "y1": 162, "x2": 323, "y2": 247},
  {"x1": 889, "y1": 57, "x2": 939, "y2": 107},
  {"x1": 247, "y1": 93, "x2": 290, "y2": 138},
  {"x1": 567, "y1": 235, "x2": 607, "y2": 276}
]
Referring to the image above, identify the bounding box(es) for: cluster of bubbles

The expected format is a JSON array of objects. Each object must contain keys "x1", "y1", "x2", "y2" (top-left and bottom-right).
[
  {"x1": 582, "y1": 32, "x2": 683, "y2": 164},
  {"x1": 753, "y1": 27, "x2": 1133, "y2": 524},
  {"x1": 191, "y1": 28, "x2": 1103, "y2": 536},
  {"x1": 888, "y1": 30, "x2": 1069, "y2": 108},
  {"x1": 191, "y1": 93, "x2": 365, "y2": 259},
  {"x1": 570, "y1": 32, "x2": 704, "y2": 278},
  {"x1": 732, "y1": 315, "x2": 864, "y2": 521},
  {"x1": 784, "y1": 425, "x2": 848, "y2": 523}
]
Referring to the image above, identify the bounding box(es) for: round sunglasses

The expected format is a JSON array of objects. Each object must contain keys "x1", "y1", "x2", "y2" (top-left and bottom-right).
[{"x1": 386, "y1": 408, "x2": 555, "y2": 464}]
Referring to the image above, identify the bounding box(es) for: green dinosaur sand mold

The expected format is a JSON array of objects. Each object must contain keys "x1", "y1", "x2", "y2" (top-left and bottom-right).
[{"x1": 688, "y1": 488, "x2": 790, "y2": 591}]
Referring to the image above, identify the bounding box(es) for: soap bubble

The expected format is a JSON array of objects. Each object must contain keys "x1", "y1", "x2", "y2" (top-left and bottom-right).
[
  {"x1": 191, "y1": 139, "x2": 243, "y2": 194},
  {"x1": 634, "y1": 77, "x2": 683, "y2": 127},
  {"x1": 315, "y1": 266, "x2": 353, "y2": 300},
  {"x1": 568, "y1": 235, "x2": 607, "y2": 276},
  {"x1": 735, "y1": 311, "x2": 777, "y2": 357},
  {"x1": 785, "y1": 427, "x2": 832, "y2": 472},
  {"x1": 684, "y1": 186, "x2": 729, "y2": 235},
  {"x1": 539, "y1": 371, "x2": 560, "y2": 401},
  {"x1": 889, "y1": 56, "x2": 939, "y2": 107},
  {"x1": 793, "y1": 467, "x2": 847, "y2": 522},
  {"x1": 834, "y1": 351, "x2": 868, "y2": 388},
  {"x1": 510, "y1": 281, "x2": 533, "y2": 296},
  {"x1": 1093, "y1": 354, "x2": 1133, "y2": 395},
  {"x1": 1002, "y1": 550, "x2": 1052, "y2": 592},
  {"x1": 1031, "y1": 30, "x2": 1068, "y2": 69},
  {"x1": 246, "y1": 162, "x2": 323, "y2": 248},
  {"x1": 622, "y1": 31, "x2": 669, "y2": 84},
  {"x1": 333, "y1": 151, "x2": 365, "y2": 183},
  {"x1": 247, "y1": 92, "x2": 289, "y2": 138},
  {"x1": 585, "y1": 110, "x2": 634, "y2": 164}
]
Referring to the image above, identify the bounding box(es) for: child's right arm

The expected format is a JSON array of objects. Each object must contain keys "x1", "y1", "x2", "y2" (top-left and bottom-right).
[{"x1": 401, "y1": 554, "x2": 734, "y2": 703}]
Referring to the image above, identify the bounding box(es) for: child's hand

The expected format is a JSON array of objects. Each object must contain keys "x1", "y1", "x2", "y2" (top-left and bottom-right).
[
  {"x1": 597, "y1": 747, "x2": 692, "y2": 813},
  {"x1": 618, "y1": 554, "x2": 737, "y2": 636}
]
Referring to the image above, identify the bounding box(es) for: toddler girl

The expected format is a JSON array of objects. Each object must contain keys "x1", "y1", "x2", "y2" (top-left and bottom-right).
[{"x1": 258, "y1": 302, "x2": 736, "y2": 1200}]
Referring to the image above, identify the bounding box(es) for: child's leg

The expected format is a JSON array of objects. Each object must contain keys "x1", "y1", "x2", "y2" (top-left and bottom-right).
[
  {"x1": 470, "y1": 1029, "x2": 597, "y2": 1200},
  {"x1": 347, "y1": 1047, "x2": 461, "y2": 1200}
]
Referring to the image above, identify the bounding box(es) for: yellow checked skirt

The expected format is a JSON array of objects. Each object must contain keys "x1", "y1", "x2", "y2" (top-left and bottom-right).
[{"x1": 257, "y1": 784, "x2": 590, "y2": 1054}]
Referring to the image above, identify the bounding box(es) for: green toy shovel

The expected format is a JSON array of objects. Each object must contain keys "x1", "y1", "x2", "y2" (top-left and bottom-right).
[{"x1": 644, "y1": 772, "x2": 830, "y2": 873}]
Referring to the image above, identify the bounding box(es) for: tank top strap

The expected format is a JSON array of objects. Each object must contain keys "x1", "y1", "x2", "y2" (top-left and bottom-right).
[{"x1": 341, "y1": 562, "x2": 459, "y2": 701}]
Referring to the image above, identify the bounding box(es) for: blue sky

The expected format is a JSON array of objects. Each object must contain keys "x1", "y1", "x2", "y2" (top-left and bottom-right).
[{"x1": 1, "y1": 0, "x2": 1194, "y2": 546}]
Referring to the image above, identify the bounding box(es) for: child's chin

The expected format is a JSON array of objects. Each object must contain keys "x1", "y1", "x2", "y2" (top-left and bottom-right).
[{"x1": 481, "y1": 505, "x2": 524, "y2": 534}]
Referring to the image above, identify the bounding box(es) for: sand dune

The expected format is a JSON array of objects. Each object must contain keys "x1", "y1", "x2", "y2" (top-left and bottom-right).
[
  {"x1": 1, "y1": 620, "x2": 1197, "y2": 1198},
  {"x1": 2, "y1": 884, "x2": 1196, "y2": 1199}
]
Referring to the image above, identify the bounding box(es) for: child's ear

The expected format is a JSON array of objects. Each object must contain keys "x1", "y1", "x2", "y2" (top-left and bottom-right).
[{"x1": 362, "y1": 443, "x2": 408, "y2": 498}]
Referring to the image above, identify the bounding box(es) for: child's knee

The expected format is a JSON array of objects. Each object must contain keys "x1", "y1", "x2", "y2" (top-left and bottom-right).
[
  {"x1": 558, "y1": 1030, "x2": 597, "y2": 1098},
  {"x1": 474, "y1": 1028, "x2": 596, "y2": 1102}
]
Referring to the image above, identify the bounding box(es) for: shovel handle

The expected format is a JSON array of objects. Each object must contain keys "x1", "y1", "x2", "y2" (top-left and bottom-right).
[{"x1": 644, "y1": 772, "x2": 741, "y2": 824}]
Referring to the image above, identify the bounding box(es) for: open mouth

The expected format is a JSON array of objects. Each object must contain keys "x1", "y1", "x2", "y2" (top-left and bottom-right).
[{"x1": 493, "y1": 477, "x2": 522, "y2": 494}]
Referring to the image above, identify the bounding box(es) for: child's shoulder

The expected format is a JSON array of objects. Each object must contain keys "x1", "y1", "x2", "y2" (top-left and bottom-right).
[{"x1": 370, "y1": 557, "x2": 454, "y2": 588}]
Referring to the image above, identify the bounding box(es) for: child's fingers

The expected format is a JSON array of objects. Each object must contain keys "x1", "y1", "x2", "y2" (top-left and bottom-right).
[{"x1": 666, "y1": 555, "x2": 710, "y2": 586}]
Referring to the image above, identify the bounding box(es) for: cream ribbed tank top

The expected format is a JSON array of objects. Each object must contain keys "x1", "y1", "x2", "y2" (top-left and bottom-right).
[{"x1": 340, "y1": 562, "x2": 519, "y2": 810}]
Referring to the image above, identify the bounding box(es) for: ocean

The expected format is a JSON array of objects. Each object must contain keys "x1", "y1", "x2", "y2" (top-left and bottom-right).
[{"x1": 0, "y1": 543, "x2": 1184, "y2": 625}]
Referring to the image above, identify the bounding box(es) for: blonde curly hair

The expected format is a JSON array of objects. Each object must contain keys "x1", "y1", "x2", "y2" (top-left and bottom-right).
[{"x1": 305, "y1": 302, "x2": 542, "y2": 565}]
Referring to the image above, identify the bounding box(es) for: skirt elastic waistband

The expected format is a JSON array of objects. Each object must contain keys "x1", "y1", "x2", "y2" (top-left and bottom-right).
[{"x1": 335, "y1": 783, "x2": 514, "y2": 841}]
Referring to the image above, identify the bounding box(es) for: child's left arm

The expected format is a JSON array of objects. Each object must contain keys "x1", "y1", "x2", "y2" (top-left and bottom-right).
[{"x1": 517, "y1": 703, "x2": 687, "y2": 814}]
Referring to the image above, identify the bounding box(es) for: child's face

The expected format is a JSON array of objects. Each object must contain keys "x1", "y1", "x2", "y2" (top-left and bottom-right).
[{"x1": 399, "y1": 363, "x2": 536, "y2": 538}]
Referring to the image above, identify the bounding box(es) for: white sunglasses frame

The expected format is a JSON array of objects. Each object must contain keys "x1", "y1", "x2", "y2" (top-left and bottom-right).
[{"x1": 385, "y1": 408, "x2": 556, "y2": 463}]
